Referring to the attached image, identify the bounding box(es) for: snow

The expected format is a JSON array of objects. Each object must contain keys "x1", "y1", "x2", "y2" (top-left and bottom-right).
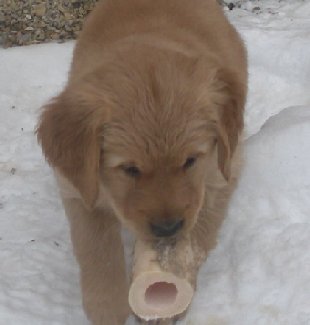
[
  {"x1": 187, "y1": 105, "x2": 310, "y2": 325},
  {"x1": 0, "y1": 1, "x2": 309, "y2": 324},
  {"x1": 226, "y1": 0, "x2": 310, "y2": 138}
]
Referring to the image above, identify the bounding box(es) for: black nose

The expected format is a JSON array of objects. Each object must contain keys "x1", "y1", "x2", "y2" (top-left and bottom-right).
[{"x1": 150, "y1": 219, "x2": 184, "y2": 237}]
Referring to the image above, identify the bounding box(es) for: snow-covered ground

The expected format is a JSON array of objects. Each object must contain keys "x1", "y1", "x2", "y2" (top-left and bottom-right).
[{"x1": 1, "y1": 1, "x2": 310, "y2": 324}]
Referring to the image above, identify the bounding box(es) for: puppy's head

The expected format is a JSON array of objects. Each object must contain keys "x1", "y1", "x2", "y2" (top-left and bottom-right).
[{"x1": 37, "y1": 49, "x2": 245, "y2": 241}]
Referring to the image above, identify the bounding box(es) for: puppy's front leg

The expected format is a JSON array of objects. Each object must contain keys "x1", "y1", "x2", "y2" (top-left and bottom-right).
[
  {"x1": 192, "y1": 185, "x2": 235, "y2": 277},
  {"x1": 63, "y1": 198, "x2": 130, "y2": 325}
]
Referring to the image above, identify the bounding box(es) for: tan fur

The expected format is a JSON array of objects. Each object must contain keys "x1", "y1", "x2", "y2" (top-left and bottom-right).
[{"x1": 37, "y1": 0, "x2": 247, "y2": 324}]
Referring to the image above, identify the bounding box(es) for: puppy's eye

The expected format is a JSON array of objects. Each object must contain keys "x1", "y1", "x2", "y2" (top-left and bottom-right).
[
  {"x1": 183, "y1": 156, "x2": 197, "y2": 170},
  {"x1": 122, "y1": 165, "x2": 141, "y2": 178}
]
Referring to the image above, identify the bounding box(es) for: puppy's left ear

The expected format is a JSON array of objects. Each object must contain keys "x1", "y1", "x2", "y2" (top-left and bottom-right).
[
  {"x1": 36, "y1": 81, "x2": 110, "y2": 209},
  {"x1": 215, "y1": 68, "x2": 246, "y2": 181}
]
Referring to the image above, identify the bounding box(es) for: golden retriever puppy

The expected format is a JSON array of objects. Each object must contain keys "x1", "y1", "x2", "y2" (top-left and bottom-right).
[{"x1": 37, "y1": 0, "x2": 247, "y2": 324}]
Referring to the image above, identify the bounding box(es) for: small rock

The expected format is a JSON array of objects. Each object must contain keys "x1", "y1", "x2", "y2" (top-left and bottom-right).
[
  {"x1": 33, "y1": 4, "x2": 46, "y2": 16},
  {"x1": 64, "y1": 12, "x2": 73, "y2": 19},
  {"x1": 17, "y1": 32, "x2": 31, "y2": 44},
  {"x1": 72, "y1": 2, "x2": 82, "y2": 9},
  {"x1": 228, "y1": 3, "x2": 235, "y2": 11}
]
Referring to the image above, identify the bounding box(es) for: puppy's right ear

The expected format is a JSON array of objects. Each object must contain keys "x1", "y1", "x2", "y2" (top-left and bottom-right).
[
  {"x1": 36, "y1": 83, "x2": 109, "y2": 209},
  {"x1": 215, "y1": 68, "x2": 246, "y2": 181}
]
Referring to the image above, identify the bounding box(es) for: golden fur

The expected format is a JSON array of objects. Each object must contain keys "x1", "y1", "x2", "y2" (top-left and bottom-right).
[{"x1": 37, "y1": 0, "x2": 247, "y2": 324}]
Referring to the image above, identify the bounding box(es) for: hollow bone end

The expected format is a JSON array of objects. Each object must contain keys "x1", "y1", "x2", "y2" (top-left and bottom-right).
[{"x1": 129, "y1": 271, "x2": 194, "y2": 320}]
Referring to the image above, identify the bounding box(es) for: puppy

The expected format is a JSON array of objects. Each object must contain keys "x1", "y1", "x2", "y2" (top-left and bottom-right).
[{"x1": 37, "y1": 0, "x2": 247, "y2": 324}]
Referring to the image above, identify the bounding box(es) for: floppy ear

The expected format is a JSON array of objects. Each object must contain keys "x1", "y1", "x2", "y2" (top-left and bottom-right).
[
  {"x1": 215, "y1": 69, "x2": 246, "y2": 181},
  {"x1": 37, "y1": 83, "x2": 109, "y2": 208}
]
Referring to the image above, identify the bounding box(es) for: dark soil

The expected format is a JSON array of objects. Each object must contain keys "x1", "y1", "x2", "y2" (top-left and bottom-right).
[{"x1": 0, "y1": 0, "x2": 98, "y2": 48}]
